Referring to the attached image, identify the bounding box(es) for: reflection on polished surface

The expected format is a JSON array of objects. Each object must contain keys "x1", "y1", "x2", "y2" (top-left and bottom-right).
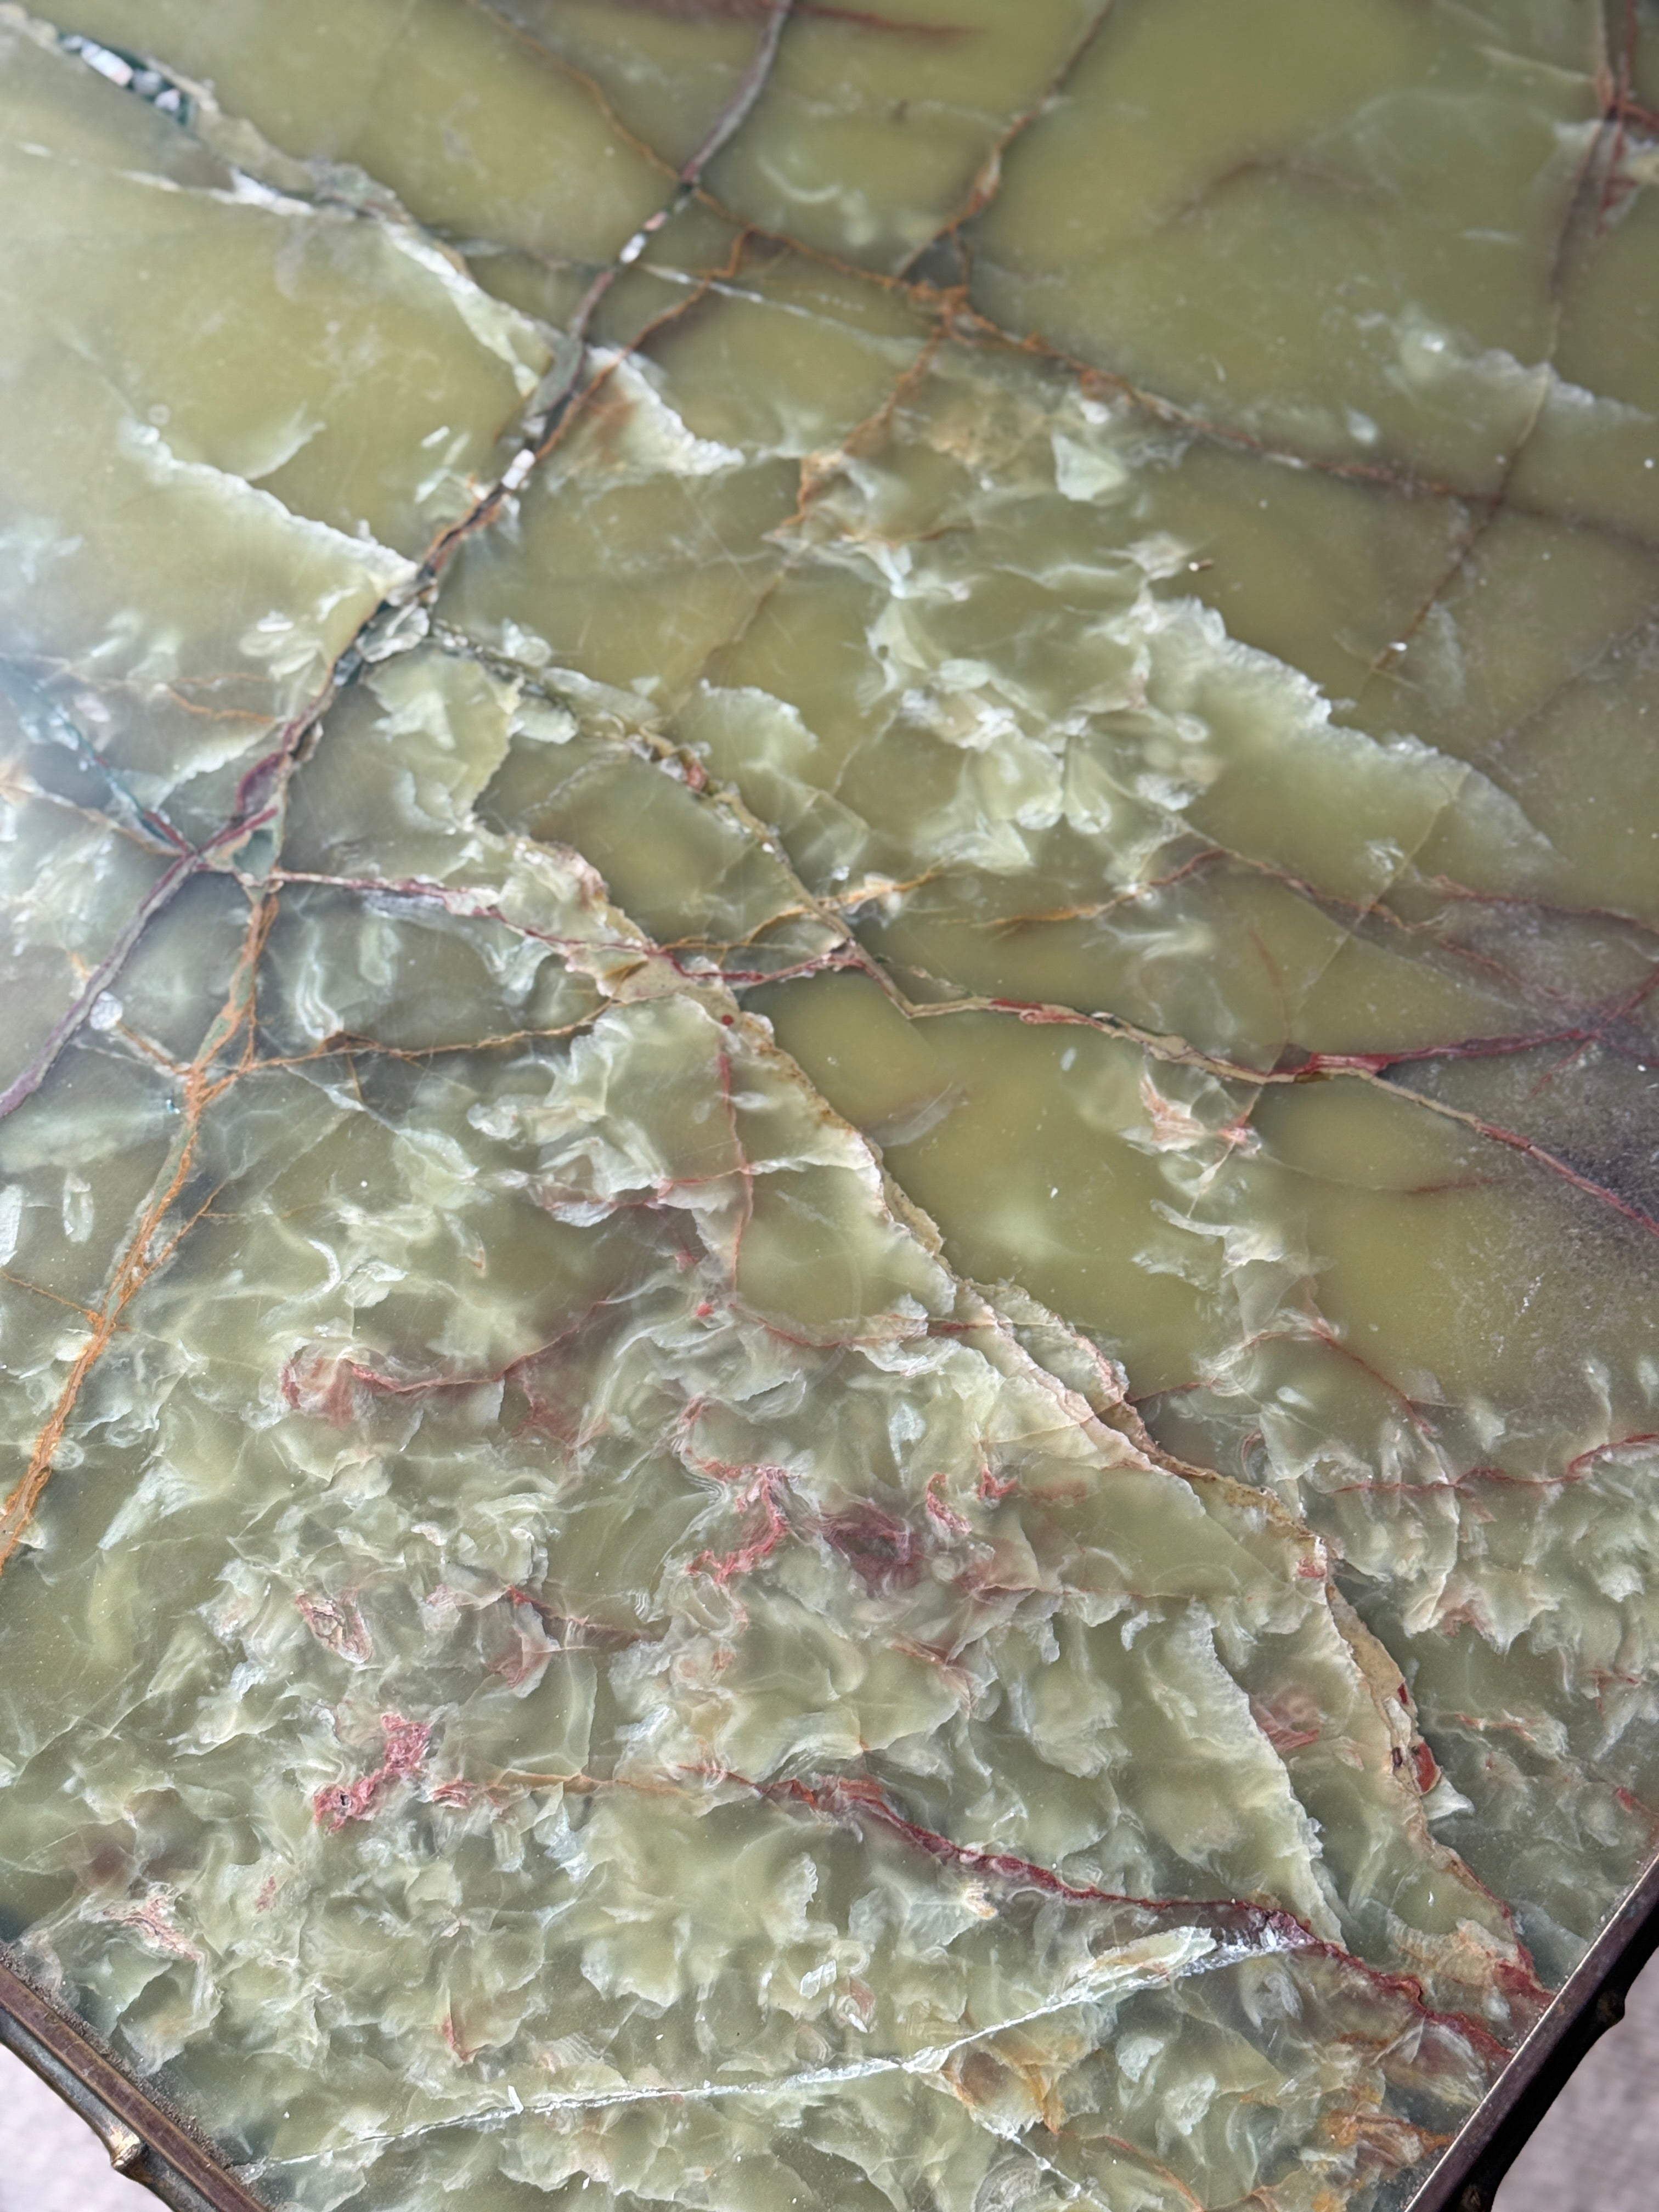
[{"x1": 0, "y1": 4, "x2": 1657, "y2": 2208}]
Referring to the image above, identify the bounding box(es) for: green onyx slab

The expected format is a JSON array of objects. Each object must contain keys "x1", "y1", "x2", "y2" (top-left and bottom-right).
[{"x1": 1, "y1": 4, "x2": 1657, "y2": 2208}]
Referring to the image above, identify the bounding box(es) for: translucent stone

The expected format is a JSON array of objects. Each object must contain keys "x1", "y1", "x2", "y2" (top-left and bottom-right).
[{"x1": 2, "y1": 4, "x2": 1657, "y2": 2207}]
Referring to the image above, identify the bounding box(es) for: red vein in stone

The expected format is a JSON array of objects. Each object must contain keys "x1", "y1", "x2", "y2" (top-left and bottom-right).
[
  {"x1": 313, "y1": 1711, "x2": 433, "y2": 1831},
  {"x1": 927, "y1": 992, "x2": 1659, "y2": 1243},
  {"x1": 742, "y1": 1769, "x2": 1531, "y2": 2063},
  {"x1": 895, "y1": 0, "x2": 1119, "y2": 279}
]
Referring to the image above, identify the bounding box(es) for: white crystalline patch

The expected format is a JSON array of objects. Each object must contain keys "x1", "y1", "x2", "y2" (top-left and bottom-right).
[
  {"x1": 1385, "y1": 303, "x2": 1550, "y2": 419},
  {"x1": 1431, "y1": 744, "x2": 1560, "y2": 865},
  {"x1": 686, "y1": 682, "x2": 821, "y2": 766},
  {"x1": 98, "y1": 1459, "x2": 204, "y2": 1549},
  {"x1": 413, "y1": 427, "x2": 475, "y2": 507},
  {"x1": 1423, "y1": 1775, "x2": 1477, "y2": 1822},
  {"x1": 497, "y1": 619, "x2": 554, "y2": 669},
  {"x1": 236, "y1": 610, "x2": 309, "y2": 676},
  {"x1": 583, "y1": 349, "x2": 747, "y2": 480},
  {"x1": 118, "y1": 418, "x2": 414, "y2": 604},
  {"x1": 899, "y1": 676, "x2": 1025, "y2": 755},
  {"x1": 68, "y1": 36, "x2": 131, "y2": 85},
  {"x1": 225, "y1": 169, "x2": 316, "y2": 216},
  {"x1": 59, "y1": 1171, "x2": 92, "y2": 1244},
  {"x1": 1128, "y1": 530, "x2": 1199, "y2": 582},
  {"x1": 1125, "y1": 589, "x2": 1560, "y2": 878},
  {"x1": 1051, "y1": 431, "x2": 1133, "y2": 504},
  {"x1": 85, "y1": 611, "x2": 184, "y2": 684},
  {"x1": 383, "y1": 224, "x2": 551, "y2": 397},
  {"x1": 1115, "y1": 2030, "x2": 1164, "y2": 2085},
  {"x1": 1162, "y1": 2069, "x2": 1220, "y2": 2137},
  {"x1": 1541, "y1": 373, "x2": 1656, "y2": 429},
  {"x1": 509, "y1": 696, "x2": 578, "y2": 746},
  {"x1": 0, "y1": 516, "x2": 84, "y2": 586}
]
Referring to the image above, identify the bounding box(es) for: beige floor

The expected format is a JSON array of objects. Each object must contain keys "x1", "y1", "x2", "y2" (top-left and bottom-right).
[
  {"x1": 1, "y1": 1966, "x2": 1657, "y2": 2210},
  {"x1": 1494, "y1": 1950, "x2": 1659, "y2": 2211},
  {"x1": 0, "y1": 2038, "x2": 148, "y2": 2211}
]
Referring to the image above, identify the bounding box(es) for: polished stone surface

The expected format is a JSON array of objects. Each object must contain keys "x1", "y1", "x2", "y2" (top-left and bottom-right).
[{"x1": 1, "y1": 4, "x2": 1657, "y2": 2208}]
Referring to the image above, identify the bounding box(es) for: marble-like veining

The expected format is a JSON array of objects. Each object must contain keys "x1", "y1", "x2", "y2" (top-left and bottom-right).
[{"x1": 1, "y1": 4, "x2": 1657, "y2": 2207}]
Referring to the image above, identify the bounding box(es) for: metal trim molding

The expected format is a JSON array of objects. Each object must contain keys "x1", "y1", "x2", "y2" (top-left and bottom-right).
[
  {"x1": 0, "y1": 1947, "x2": 267, "y2": 2211},
  {"x1": 8, "y1": 1854, "x2": 1659, "y2": 2212},
  {"x1": 1406, "y1": 1847, "x2": 1659, "y2": 2212}
]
